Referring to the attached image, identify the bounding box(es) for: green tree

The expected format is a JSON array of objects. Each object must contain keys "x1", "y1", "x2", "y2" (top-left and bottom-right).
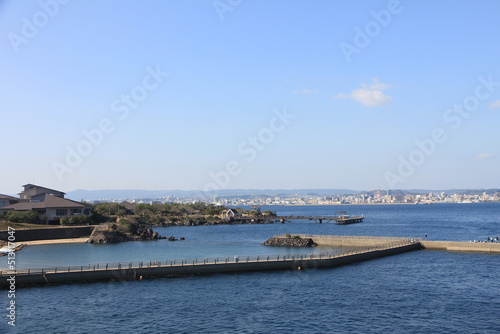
[
  {"x1": 118, "y1": 218, "x2": 139, "y2": 234},
  {"x1": 60, "y1": 215, "x2": 92, "y2": 226},
  {"x1": 136, "y1": 204, "x2": 155, "y2": 215},
  {"x1": 205, "y1": 204, "x2": 224, "y2": 216},
  {"x1": 7, "y1": 210, "x2": 40, "y2": 224}
]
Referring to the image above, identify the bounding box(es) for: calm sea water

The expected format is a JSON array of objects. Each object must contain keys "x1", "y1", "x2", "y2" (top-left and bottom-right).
[{"x1": 2, "y1": 203, "x2": 500, "y2": 333}]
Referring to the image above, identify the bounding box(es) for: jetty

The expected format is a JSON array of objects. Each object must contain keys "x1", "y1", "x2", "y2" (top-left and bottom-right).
[
  {"x1": 241, "y1": 213, "x2": 364, "y2": 224},
  {"x1": 289, "y1": 234, "x2": 500, "y2": 253},
  {"x1": 1, "y1": 237, "x2": 419, "y2": 288},
  {"x1": 2, "y1": 234, "x2": 499, "y2": 288}
]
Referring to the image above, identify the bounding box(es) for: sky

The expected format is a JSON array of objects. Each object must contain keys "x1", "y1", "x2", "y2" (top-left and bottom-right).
[{"x1": 1, "y1": 0, "x2": 500, "y2": 195}]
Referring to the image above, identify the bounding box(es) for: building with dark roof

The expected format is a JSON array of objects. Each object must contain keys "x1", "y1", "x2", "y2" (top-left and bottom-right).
[
  {"x1": 0, "y1": 194, "x2": 19, "y2": 208},
  {"x1": 1, "y1": 185, "x2": 90, "y2": 224},
  {"x1": 19, "y1": 184, "x2": 66, "y2": 200}
]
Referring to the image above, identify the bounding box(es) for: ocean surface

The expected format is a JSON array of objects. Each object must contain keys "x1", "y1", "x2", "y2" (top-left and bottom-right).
[{"x1": 2, "y1": 203, "x2": 500, "y2": 333}]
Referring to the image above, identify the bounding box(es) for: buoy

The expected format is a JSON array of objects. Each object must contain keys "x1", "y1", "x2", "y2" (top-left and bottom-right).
[
  {"x1": 298, "y1": 266, "x2": 301, "y2": 270},
  {"x1": 140, "y1": 276, "x2": 143, "y2": 280}
]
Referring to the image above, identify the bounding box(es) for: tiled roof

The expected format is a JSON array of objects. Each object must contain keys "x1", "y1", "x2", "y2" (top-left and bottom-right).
[
  {"x1": 120, "y1": 201, "x2": 137, "y2": 211},
  {"x1": 0, "y1": 194, "x2": 18, "y2": 200},
  {"x1": 21, "y1": 184, "x2": 66, "y2": 195},
  {"x1": 1, "y1": 194, "x2": 86, "y2": 210}
]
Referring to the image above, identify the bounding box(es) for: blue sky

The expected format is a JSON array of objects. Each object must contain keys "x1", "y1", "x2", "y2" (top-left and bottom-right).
[{"x1": 1, "y1": 0, "x2": 500, "y2": 195}]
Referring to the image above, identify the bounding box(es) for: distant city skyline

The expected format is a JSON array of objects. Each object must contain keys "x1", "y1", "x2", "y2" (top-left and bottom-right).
[{"x1": 1, "y1": 1, "x2": 499, "y2": 195}]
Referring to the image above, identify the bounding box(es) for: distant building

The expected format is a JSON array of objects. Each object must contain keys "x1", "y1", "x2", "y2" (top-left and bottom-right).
[
  {"x1": 0, "y1": 184, "x2": 90, "y2": 224},
  {"x1": 220, "y1": 208, "x2": 240, "y2": 219},
  {"x1": 120, "y1": 201, "x2": 137, "y2": 214}
]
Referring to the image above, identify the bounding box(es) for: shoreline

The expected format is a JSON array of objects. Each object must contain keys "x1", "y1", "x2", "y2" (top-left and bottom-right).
[
  {"x1": 1, "y1": 237, "x2": 90, "y2": 255},
  {"x1": 22, "y1": 237, "x2": 89, "y2": 246}
]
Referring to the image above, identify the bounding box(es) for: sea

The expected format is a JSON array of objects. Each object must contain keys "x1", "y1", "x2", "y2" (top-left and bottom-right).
[{"x1": 1, "y1": 203, "x2": 500, "y2": 333}]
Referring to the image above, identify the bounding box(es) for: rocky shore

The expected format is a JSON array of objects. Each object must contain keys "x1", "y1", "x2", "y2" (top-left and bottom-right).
[
  {"x1": 87, "y1": 224, "x2": 165, "y2": 244},
  {"x1": 161, "y1": 218, "x2": 277, "y2": 227},
  {"x1": 262, "y1": 237, "x2": 318, "y2": 247},
  {"x1": 0, "y1": 240, "x2": 26, "y2": 256}
]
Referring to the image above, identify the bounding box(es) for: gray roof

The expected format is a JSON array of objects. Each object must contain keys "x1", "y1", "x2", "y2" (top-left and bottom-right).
[
  {"x1": 0, "y1": 194, "x2": 17, "y2": 200},
  {"x1": 120, "y1": 201, "x2": 137, "y2": 211},
  {"x1": 1, "y1": 194, "x2": 86, "y2": 211},
  {"x1": 21, "y1": 184, "x2": 66, "y2": 195}
]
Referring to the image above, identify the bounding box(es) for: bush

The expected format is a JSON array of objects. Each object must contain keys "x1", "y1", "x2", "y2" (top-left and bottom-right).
[
  {"x1": 60, "y1": 215, "x2": 92, "y2": 226},
  {"x1": 7, "y1": 210, "x2": 39, "y2": 224},
  {"x1": 118, "y1": 219, "x2": 139, "y2": 234}
]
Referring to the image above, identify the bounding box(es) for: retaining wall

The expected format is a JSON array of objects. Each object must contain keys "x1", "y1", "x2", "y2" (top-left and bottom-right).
[
  {"x1": 282, "y1": 234, "x2": 411, "y2": 247},
  {"x1": 0, "y1": 226, "x2": 94, "y2": 242},
  {"x1": 0, "y1": 243, "x2": 421, "y2": 287},
  {"x1": 287, "y1": 234, "x2": 500, "y2": 254},
  {"x1": 421, "y1": 240, "x2": 500, "y2": 254}
]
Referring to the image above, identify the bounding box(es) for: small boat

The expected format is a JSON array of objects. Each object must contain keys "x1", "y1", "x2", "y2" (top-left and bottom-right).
[{"x1": 334, "y1": 212, "x2": 364, "y2": 225}]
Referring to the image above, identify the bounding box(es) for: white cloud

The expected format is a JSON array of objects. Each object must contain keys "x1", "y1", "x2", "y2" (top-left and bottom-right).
[
  {"x1": 477, "y1": 153, "x2": 494, "y2": 159},
  {"x1": 361, "y1": 78, "x2": 391, "y2": 91},
  {"x1": 333, "y1": 78, "x2": 393, "y2": 107},
  {"x1": 489, "y1": 100, "x2": 500, "y2": 108}
]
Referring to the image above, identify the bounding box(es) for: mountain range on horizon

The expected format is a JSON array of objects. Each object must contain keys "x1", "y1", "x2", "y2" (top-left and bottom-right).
[{"x1": 64, "y1": 188, "x2": 500, "y2": 201}]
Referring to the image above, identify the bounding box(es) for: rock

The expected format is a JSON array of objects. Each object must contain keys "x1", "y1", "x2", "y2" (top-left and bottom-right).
[
  {"x1": 262, "y1": 237, "x2": 317, "y2": 247},
  {"x1": 87, "y1": 229, "x2": 128, "y2": 244},
  {"x1": 88, "y1": 223, "x2": 164, "y2": 244}
]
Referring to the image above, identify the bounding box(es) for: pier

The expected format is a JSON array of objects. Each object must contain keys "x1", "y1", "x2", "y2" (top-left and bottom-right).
[
  {"x1": 290, "y1": 234, "x2": 500, "y2": 253},
  {"x1": 2, "y1": 234, "x2": 498, "y2": 288},
  {"x1": 1, "y1": 237, "x2": 419, "y2": 288},
  {"x1": 241, "y1": 214, "x2": 364, "y2": 224}
]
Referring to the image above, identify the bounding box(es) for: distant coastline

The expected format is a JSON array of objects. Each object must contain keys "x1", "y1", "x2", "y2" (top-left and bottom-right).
[{"x1": 270, "y1": 202, "x2": 499, "y2": 207}]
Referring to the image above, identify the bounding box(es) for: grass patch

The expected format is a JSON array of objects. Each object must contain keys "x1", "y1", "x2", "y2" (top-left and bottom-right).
[{"x1": 0, "y1": 221, "x2": 75, "y2": 231}]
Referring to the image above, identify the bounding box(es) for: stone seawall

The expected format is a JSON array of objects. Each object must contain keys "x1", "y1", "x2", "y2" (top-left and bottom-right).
[
  {"x1": 421, "y1": 240, "x2": 500, "y2": 253},
  {"x1": 0, "y1": 242, "x2": 421, "y2": 287},
  {"x1": 0, "y1": 226, "x2": 94, "y2": 242},
  {"x1": 282, "y1": 234, "x2": 408, "y2": 247},
  {"x1": 283, "y1": 234, "x2": 500, "y2": 254}
]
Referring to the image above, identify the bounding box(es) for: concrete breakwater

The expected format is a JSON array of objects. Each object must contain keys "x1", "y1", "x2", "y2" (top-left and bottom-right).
[
  {"x1": 0, "y1": 238, "x2": 420, "y2": 288},
  {"x1": 287, "y1": 234, "x2": 500, "y2": 254},
  {"x1": 420, "y1": 240, "x2": 500, "y2": 253},
  {"x1": 5, "y1": 234, "x2": 496, "y2": 288}
]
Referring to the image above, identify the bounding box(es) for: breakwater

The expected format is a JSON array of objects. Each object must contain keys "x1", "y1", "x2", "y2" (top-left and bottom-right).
[
  {"x1": 282, "y1": 234, "x2": 419, "y2": 247},
  {"x1": 287, "y1": 234, "x2": 500, "y2": 254},
  {"x1": 421, "y1": 240, "x2": 500, "y2": 253},
  {"x1": 0, "y1": 238, "x2": 420, "y2": 288}
]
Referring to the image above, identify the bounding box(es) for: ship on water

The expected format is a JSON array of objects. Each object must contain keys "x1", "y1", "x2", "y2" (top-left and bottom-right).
[{"x1": 334, "y1": 212, "x2": 364, "y2": 225}]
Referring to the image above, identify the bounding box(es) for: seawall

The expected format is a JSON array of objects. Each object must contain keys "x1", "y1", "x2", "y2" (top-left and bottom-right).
[
  {"x1": 284, "y1": 234, "x2": 500, "y2": 254},
  {"x1": 0, "y1": 241, "x2": 420, "y2": 287},
  {"x1": 0, "y1": 226, "x2": 94, "y2": 242},
  {"x1": 420, "y1": 240, "x2": 500, "y2": 253},
  {"x1": 280, "y1": 234, "x2": 413, "y2": 247}
]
